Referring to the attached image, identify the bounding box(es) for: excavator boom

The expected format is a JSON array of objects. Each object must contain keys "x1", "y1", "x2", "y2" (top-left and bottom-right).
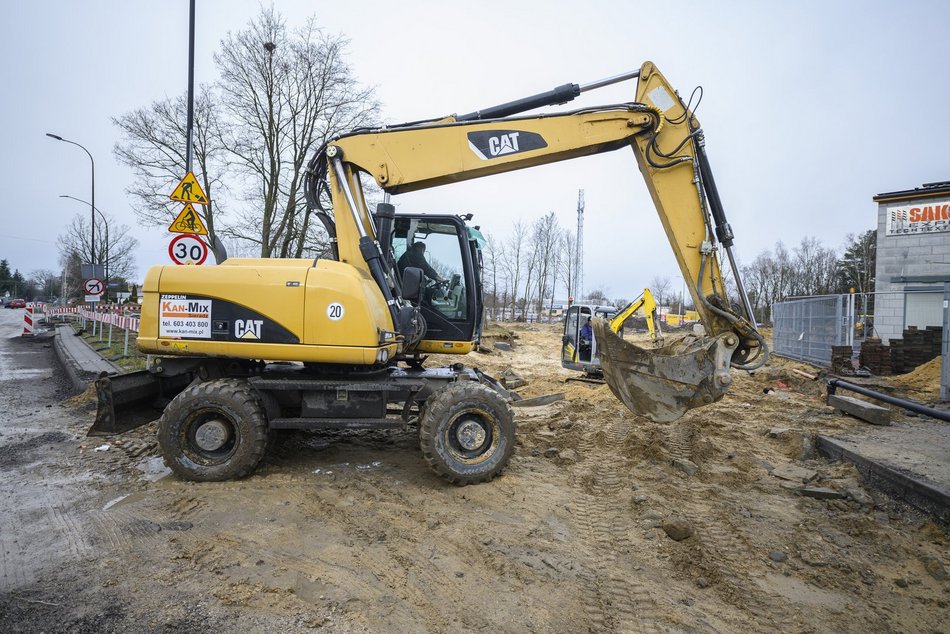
[
  {"x1": 308, "y1": 61, "x2": 767, "y2": 421},
  {"x1": 609, "y1": 289, "x2": 661, "y2": 342}
]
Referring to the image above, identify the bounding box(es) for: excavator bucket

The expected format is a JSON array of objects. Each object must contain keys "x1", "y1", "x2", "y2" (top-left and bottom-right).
[{"x1": 593, "y1": 318, "x2": 737, "y2": 423}]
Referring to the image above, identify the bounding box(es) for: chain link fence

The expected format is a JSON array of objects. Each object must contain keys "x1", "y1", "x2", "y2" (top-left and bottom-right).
[{"x1": 771, "y1": 294, "x2": 854, "y2": 366}]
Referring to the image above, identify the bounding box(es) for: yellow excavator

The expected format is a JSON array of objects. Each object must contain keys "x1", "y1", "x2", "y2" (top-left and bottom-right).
[
  {"x1": 92, "y1": 61, "x2": 767, "y2": 485},
  {"x1": 562, "y1": 289, "x2": 662, "y2": 378}
]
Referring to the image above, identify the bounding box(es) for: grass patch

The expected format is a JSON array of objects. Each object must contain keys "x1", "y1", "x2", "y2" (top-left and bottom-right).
[{"x1": 79, "y1": 324, "x2": 147, "y2": 372}]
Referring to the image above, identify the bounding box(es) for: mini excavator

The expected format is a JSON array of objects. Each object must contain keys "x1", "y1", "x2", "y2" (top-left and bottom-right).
[
  {"x1": 92, "y1": 61, "x2": 768, "y2": 485},
  {"x1": 562, "y1": 288, "x2": 662, "y2": 379}
]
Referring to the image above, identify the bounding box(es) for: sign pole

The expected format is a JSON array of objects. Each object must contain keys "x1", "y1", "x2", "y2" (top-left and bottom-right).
[{"x1": 185, "y1": 0, "x2": 196, "y2": 173}]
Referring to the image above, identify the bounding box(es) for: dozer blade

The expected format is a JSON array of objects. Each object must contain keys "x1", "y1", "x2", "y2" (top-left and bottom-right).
[
  {"x1": 593, "y1": 318, "x2": 737, "y2": 423},
  {"x1": 89, "y1": 370, "x2": 193, "y2": 436}
]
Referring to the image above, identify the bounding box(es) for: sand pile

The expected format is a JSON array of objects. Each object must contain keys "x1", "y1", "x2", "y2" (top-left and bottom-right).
[{"x1": 887, "y1": 356, "x2": 942, "y2": 400}]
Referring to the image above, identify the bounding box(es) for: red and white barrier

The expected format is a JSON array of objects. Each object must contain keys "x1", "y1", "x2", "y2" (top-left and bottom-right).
[
  {"x1": 77, "y1": 306, "x2": 141, "y2": 333},
  {"x1": 21, "y1": 303, "x2": 34, "y2": 336},
  {"x1": 44, "y1": 305, "x2": 141, "y2": 334}
]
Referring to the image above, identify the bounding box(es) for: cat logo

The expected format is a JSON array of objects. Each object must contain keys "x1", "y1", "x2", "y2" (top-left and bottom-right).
[
  {"x1": 488, "y1": 132, "x2": 520, "y2": 156},
  {"x1": 467, "y1": 130, "x2": 547, "y2": 160},
  {"x1": 235, "y1": 319, "x2": 263, "y2": 340}
]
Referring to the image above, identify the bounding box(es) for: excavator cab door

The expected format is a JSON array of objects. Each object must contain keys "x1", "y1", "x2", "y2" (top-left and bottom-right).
[
  {"x1": 561, "y1": 305, "x2": 596, "y2": 372},
  {"x1": 390, "y1": 214, "x2": 479, "y2": 345}
]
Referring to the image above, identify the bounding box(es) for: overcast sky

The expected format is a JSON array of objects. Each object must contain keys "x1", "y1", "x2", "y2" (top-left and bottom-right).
[{"x1": 2, "y1": 0, "x2": 948, "y2": 300}]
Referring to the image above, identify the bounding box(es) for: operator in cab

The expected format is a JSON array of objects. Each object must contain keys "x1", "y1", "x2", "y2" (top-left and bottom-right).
[
  {"x1": 398, "y1": 242, "x2": 446, "y2": 283},
  {"x1": 579, "y1": 316, "x2": 593, "y2": 361}
]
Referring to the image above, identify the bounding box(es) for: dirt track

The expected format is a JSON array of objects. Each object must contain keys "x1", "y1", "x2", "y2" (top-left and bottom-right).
[{"x1": 1, "y1": 314, "x2": 947, "y2": 632}]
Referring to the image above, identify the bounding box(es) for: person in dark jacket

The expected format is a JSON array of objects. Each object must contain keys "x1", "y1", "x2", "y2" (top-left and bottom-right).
[
  {"x1": 579, "y1": 316, "x2": 593, "y2": 361},
  {"x1": 397, "y1": 242, "x2": 445, "y2": 282}
]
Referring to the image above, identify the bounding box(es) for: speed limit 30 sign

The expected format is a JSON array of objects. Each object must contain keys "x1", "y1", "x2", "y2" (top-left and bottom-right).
[{"x1": 168, "y1": 233, "x2": 209, "y2": 265}]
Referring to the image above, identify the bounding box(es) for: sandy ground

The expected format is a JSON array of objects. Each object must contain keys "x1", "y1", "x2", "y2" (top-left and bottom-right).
[{"x1": 0, "y1": 313, "x2": 948, "y2": 632}]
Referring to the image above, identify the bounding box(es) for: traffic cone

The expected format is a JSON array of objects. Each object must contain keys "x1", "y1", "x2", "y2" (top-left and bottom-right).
[{"x1": 22, "y1": 303, "x2": 34, "y2": 336}]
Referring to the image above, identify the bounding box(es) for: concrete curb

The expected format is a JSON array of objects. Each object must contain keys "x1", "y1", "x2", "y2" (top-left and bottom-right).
[
  {"x1": 53, "y1": 325, "x2": 88, "y2": 394},
  {"x1": 816, "y1": 435, "x2": 949, "y2": 526},
  {"x1": 53, "y1": 323, "x2": 122, "y2": 394}
]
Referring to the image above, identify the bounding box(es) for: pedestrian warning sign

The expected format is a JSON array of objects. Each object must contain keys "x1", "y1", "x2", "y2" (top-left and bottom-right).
[
  {"x1": 168, "y1": 203, "x2": 208, "y2": 235},
  {"x1": 169, "y1": 171, "x2": 209, "y2": 205}
]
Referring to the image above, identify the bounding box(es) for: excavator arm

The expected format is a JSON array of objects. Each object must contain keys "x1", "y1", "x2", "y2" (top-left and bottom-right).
[
  {"x1": 609, "y1": 289, "x2": 662, "y2": 344},
  {"x1": 305, "y1": 61, "x2": 767, "y2": 422}
]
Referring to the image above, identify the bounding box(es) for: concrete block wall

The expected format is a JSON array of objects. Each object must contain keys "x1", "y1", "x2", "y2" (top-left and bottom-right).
[{"x1": 874, "y1": 193, "x2": 950, "y2": 343}]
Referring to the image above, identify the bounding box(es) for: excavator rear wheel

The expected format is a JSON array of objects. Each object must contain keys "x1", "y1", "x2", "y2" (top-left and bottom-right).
[
  {"x1": 419, "y1": 382, "x2": 515, "y2": 485},
  {"x1": 158, "y1": 378, "x2": 269, "y2": 482}
]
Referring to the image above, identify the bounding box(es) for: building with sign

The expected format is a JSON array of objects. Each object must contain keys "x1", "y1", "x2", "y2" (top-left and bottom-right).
[{"x1": 873, "y1": 181, "x2": 950, "y2": 343}]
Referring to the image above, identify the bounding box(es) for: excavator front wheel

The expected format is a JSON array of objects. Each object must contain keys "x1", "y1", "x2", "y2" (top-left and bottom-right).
[
  {"x1": 419, "y1": 382, "x2": 515, "y2": 485},
  {"x1": 158, "y1": 378, "x2": 269, "y2": 482}
]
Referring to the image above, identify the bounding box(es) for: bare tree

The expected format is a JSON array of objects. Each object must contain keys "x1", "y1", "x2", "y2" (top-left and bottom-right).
[
  {"x1": 557, "y1": 228, "x2": 577, "y2": 304},
  {"x1": 838, "y1": 230, "x2": 876, "y2": 295},
  {"x1": 113, "y1": 86, "x2": 226, "y2": 246},
  {"x1": 790, "y1": 237, "x2": 838, "y2": 297},
  {"x1": 503, "y1": 221, "x2": 528, "y2": 319},
  {"x1": 55, "y1": 213, "x2": 139, "y2": 283},
  {"x1": 27, "y1": 269, "x2": 61, "y2": 301},
  {"x1": 215, "y1": 7, "x2": 379, "y2": 258},
  {"x1": 482, "y1": 232, "x2": 503, "y2": 320},
  {"x1": 650, "y1": 275, "x2": 671, "y2": 307},
  {"x1": 531, "y1": 212, "x2": 561, "y2": 316},
  {"x1": 586, "y1": 288, "x2": 609, "y2": 303},
  {"x1": 742, "y1": 237, "x2": 842, "y2": 322}
]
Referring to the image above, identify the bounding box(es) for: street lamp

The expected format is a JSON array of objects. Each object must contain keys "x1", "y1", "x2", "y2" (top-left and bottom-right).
[
  {"x1": 47, "y1": 134, "x2": 95, "y2": 268},
  {"x1": 60, "y1": 195, "x2": 109, "y2": 303}
]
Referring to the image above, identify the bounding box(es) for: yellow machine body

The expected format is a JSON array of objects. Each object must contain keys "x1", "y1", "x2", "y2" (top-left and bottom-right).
[
  {"x1": 129, "y1": 60, "x2": 767, "y2": 422},
  {"x1": 137, "y1": 258, "x2": 398, "y2": 365}
]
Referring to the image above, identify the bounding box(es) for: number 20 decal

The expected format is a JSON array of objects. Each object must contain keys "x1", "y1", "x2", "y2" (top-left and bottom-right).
[{"x1": 327, "y1": 302, "x2": 344, "y2": 320}]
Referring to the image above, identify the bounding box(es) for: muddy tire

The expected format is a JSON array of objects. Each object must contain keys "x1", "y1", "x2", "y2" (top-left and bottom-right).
[
  {"x1": 419, "y1": 382, "x2": 515, "y2": 485},
  {"x1": 158, "y1": 378, "x2": 269, "y2": 482}
]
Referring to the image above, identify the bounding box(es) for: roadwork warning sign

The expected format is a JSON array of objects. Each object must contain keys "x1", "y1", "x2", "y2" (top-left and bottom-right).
[
  {"x1": 169, "y1": 172, "x2": 209, "y2": 205},
  {"x1": 168, "y1": 203, "x2": 208, "y2": 235},
  {"x1": 159, "y1": 294, "x2": 212, "y2": 338}
]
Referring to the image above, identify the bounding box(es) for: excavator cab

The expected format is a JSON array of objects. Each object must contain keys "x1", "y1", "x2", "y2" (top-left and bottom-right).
[
  {"x1": 387, "y1": 213, "x2": 484, "y2": 353},
  {"x1": 561, "y1": 304, "x2": 614, "y2": 374}
]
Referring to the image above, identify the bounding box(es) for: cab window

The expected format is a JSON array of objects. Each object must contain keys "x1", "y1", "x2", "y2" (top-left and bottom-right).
[{"x1": 393, "y1": 219, "x2": 468, "y2": 322}]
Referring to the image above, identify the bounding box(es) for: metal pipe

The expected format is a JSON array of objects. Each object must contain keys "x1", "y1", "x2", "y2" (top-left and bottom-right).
[
  {"x1": 578, "y1": 69, "x2": 640, "y2": 93},
  {"x1": 185, "y1": 0, "x2": 196, "y2": 172},
  {"x1": 457, "y1": 69, "x2": 641, "y2": 122},
  {"x1": 329, "y1": 155, "x2": 368, "y2": 238},
  {"x1": 827, "y1": 378, "x2": 950, "y2": 422},
  {"x1": 725, "y1": 244, "x2": 757, "y2": 328}
]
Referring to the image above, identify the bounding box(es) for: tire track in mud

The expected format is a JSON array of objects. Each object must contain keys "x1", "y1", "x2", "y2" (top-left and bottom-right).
[
  {"x1": 573, "y1": 419, "x2": 662, "y2": 633},
  {"x1": 309, "y1": 475, "x2": 457, "y2": 629},
  {"x1": 665, "y1": 421, "x2": 693, "y2": 463},
  {"x1": 0, "y1": 511, "x2": 32, "y2": 590},
  {"x1": 658, "y1": 423, "x2": 802, "y2": 630},
  {"x1": 168, "y1": 495, "x2": 203, "y2": 519},
  {"x1": 169, "y1": 473, "x2": 454, "y2": 628},
  {"x1": 86, "y1": 509, "x2": 167, "y2": 552},
  {"x1": 678, "y1": 502, "x2": 802, "y2": 631},
  {"x1": 45, "y1": 500, "x2": 93, "y2": 561}
]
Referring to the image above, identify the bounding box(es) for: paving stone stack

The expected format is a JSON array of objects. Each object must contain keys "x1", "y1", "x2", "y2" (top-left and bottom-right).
[
  {"x1": 889, "y1": 338, "x2": 906, "y2": 374},
  {"x1": 902, "y1": 327, "x2": 930, "y2": 370},
  {"x1": 831, "y1": 345, "x2": 855, "y2": 375},
  {"x1": 925, "y1": 326, "x2": 942, "y2": 359},
  {"x1": 859, "y1": 337, "x2": 891, "y2": 375}
]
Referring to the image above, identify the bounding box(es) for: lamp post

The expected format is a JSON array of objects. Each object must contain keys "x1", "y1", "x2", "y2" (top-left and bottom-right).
[
  {"x1": 47, "y1": 134, "x2": 95, "y2": 268},
  {"x1": 60, "y1": 195, "x2": 109, "y2": 303}
]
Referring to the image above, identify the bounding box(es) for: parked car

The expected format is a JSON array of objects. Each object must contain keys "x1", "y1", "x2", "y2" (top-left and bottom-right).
[{"x1": 6, "y1": 299, "x2": 26, "y2": 309}]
